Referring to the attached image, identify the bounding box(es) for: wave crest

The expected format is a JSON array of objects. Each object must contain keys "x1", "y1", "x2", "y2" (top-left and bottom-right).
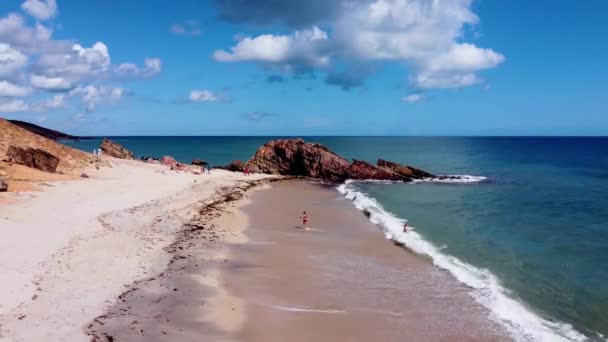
[{"x1": 336, "y1": 181, "x2": 587, "y2": 342}]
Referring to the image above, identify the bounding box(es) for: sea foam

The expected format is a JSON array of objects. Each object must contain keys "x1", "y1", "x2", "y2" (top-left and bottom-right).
[{"x1": 336, "y1": 180, "x2": 588, "y2": 342}]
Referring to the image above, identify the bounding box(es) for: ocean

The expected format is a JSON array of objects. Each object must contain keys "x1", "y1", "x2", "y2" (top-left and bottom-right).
[{"x1": 64, "y1": 137, "x2": 608, "y2": 341}]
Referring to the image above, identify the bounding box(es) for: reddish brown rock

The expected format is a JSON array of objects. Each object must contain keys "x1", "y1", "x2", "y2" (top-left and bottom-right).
[
  {"x1": 377, "y1": 159, "x2": 435, "y2": 179},
  {"x1": 348, "y1": 160, "x2": 406, "y2": 181},
  {"x1": 243, "y1": 138, "x2": 351, "y2": 181},
  {"x1": 225, "y1": 160, "x2": 245, "y2": 172},
  {"x1": 228, "y1": 138, "x2": 437, "y2": 182},
  {"x1": 100, "y1": 138, "x2": 135, "y2": 160},
  {"x1": 7, "y1": 145, "x2": 60, "y2": 173},
  {"x1": 191, "y1": 159, "x2": 208, "y2": 166}
]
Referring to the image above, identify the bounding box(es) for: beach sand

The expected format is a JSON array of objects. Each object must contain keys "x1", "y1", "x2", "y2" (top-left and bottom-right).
[
  {"x1": 0, "y1": 158, "x2": 275, "y2": 341},
  {"x1": 225, "y1": 181, "x2": 513, "y2": 341},
  {"x1": 88, "y1": 180, "x2": 513, "y2": 341},
  {"x1": 1, "y1": 167, "x2": 514, "y2": 341}
]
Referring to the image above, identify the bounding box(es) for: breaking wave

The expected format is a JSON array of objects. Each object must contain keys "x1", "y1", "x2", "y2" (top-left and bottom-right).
[{"x1": 336, "y1": 180, "x2": 588, "y2": 342}]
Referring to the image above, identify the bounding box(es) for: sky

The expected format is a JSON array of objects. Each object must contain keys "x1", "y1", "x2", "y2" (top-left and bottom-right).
[{"x1": 0, "y1": 0, "x2": 606, "y2": 136}]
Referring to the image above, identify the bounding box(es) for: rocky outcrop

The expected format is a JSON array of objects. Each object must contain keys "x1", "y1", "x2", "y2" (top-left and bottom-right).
[
  {"x1": 234, "y1": 138, "x2": 437, "y2": 182},
  {"x1": 100, "y1": 138, "x2": 135, "y2": 160},
  {"x1": 225, "y1": 160, "x2": 245, "y2": 172},
  {"x1": 7, "y1": 145, "x2": 60, "y2": 173},
  {"x1": 377, "y1": 159, "x2": 435, "y2": 179},
  {"x1": 191, "y1": 159, "x2": 207, "y2": 166},
  {"x1": 243, "y1": 139, "x2": 351, "y2": 181},
  {"x1": 7, "y1": 120, "x2": 85, "y2": 141},
  {"x1": 348, "y1": 160, "x2": 406, "y2": 181}
]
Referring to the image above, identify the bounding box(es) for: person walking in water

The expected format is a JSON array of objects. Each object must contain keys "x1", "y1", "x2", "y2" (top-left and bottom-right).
[
  {"x1": 403, "y1": 221, "x2": 408, "y2": 233},
  {"x1": 300, "y1": 211, "x2": 308, "y2": 229}
]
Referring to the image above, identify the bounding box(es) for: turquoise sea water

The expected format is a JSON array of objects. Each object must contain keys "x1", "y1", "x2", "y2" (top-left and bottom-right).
[{"x1": 65, "y1": 137, "x2": 608, "y2": 341}]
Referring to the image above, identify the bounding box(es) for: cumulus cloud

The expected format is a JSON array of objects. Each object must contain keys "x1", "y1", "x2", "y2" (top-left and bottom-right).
[
  {"x1": 212, "y1": 0, "x2": 505, "y2": 91},
  {"x1": 0, "y1": 99, "x2": 28, "y2": 112},
  {"x1": 0, "y1": 7, "x2": 161, "y2": 114},
  {"x1": 170, "y1": 21, "x2": 202, "y2": 36},
  {"x1": 69, "y1": 85, "x2": 128, "y2": 112},
  {"x1": 401, "y1": 93, "x2": 424, "y2": 103},
  {"x1": 115, "y1": 58, "x2": 162, "y2": 78},
  {"x1": 213, "y1": 26, "x2": 331, "y2": 71},
  {"x1": 30, "y1": 74, "x2": 72, "y2": 90},
  {"x1": 0, "y1": 43, "x2": 28, "y2": 77},
  {"x1": 188, "y1": 89, "x2": 220, "y2": 103},
  {"x1": 0, "y1": 80, "x2": 31, "y2": 97},
  {"x1": 32, "y1": 94, "x2": 64, "y2": 111},
  {"x1": 21, "y1": 0, "x2": 57, "y2": 21},
  {"x1": 212, "y1": 0, "x2": 356, "y2": 27}
]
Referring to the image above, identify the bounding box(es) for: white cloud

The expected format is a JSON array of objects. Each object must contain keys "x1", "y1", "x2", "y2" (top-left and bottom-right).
[
  {"x1": 0, "y1": 11, "x2": 160, "y2": 113},
  {"x1": 21, "y1": 0, "x2": 57, "y2": 21},
  {"x1": 33, "y1": 94, "x2": 64, "y2": 111},
  {"x1": 188, "y1": 89, "x2": 220, "y2": 103},
  {"x1": 402, "y1": 93, "x2": 424, "y2": 103},
  {"x1": 70, "y1": 85, "x2": 128, "y2": 112},
  {"x1": 0, "y1": 80, "x2": 31, "y2": 97},
  {"x1": 213, "y1": 26, "x2": 330, "y2": 70},
  {"x1": 72, "y1": 42, "x2": 110, "y2": 72},
  {"x1": 413, "y1": 72, "x2": 480, "y2": 89},
  {"x1": 0, "y1": 43, "x2": 28, "y2": 77},
  {"x1": 30, "y1": 74, "x2": 72, "y2": 90},
  {"x1": 114, "y1": 57, "x2": 162, "y2": 78},
  {"x1": 0, "y1": 99, "x2": 28, "y2": 112},
  {"x1": 212, "y1": 0, "x2": 505, "y2": 90}
]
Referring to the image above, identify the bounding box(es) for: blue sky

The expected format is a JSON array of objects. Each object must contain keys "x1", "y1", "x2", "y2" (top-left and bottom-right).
[{"x1": 0, "y1": 0, "x2": 606, "y2": 136}]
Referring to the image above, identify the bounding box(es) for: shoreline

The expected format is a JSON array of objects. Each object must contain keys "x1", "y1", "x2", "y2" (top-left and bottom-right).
[{"x1": 222, "y1": 181, "x2": 513, "y2": 341}]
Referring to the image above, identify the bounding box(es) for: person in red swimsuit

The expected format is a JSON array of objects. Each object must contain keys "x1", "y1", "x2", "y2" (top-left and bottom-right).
[{"x1": 301, "y1": 211, "x2": 308, "y2": 228}]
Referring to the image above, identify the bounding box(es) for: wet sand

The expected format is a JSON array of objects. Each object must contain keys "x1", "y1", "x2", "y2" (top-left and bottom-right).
[{"x1": 224, "y1": 181, "x2": 512, "y2": 341}]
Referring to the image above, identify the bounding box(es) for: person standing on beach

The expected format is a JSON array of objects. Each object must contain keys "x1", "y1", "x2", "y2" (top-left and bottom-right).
[{"x1": 301, "y1": 211, "x2": 308, "y2": 228}]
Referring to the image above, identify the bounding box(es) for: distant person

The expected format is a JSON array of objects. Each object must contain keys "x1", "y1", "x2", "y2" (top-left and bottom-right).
[
  {"x1": 301, "y1": 211, "x2": 308, "y2": 228},
  {"x1": 403, "y1": 221, "x2": 408, "y2": 233},
  {"x1": 207, "y1": 166, "x2": 211, "y2": 175}
]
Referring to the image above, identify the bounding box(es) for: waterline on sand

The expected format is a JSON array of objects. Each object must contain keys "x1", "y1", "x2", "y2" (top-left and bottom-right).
[{"x1": 336, "y1": 180, "x2": 589, "y2": 342}]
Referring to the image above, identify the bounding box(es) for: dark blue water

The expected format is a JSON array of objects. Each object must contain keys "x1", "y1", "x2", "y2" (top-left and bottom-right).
[{"x1": 65, "y1": 137, "x2": 608, "y2": 340}]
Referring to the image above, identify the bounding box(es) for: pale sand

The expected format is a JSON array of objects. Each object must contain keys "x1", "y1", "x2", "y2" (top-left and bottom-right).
[{"x1": 0, "y1": 157, "x2": 274, "y2": 342}]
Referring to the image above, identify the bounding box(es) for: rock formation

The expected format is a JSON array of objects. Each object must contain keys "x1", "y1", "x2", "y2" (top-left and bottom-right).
[
  {"x1": 191, "y1": 159, "x2": 208, "y2": 166},
  {"x1": 243, "y1": 139, "x2": 351, "y2": 181},
  {"x1": 0, "y1": 119, "x2": 93, "y2": 175},
  {"x1": 377, "y1": 159, "x2": 435, "y2": 179},
  {"x1": 100, "y1": 138, "x2": 135, "y2": 160},
  {"x1": 234, "y1": 138, "x2": 436, "y2": 182},
  {"x1": 348, "y1": 160, "x2": 405, "y2": 181},
  {"x1": 7, "y1": 120, "x2": 85, "y2": 141},
  {"x1": 7, "y1": 146, "x2": 60, "y2": 173}
]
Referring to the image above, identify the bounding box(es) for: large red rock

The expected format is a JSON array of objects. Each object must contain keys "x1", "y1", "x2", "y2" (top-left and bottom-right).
[
  {"x1": 243, "y1": 138, "x2": 351, "y2": 181},
  {"x1": 100, "y1": 138, "x2": 135, "y2": 160},
  {"x1": 229, "y1": 139, "x2": 437, "y2": 182},
  {"x1": 348, "y1": 160, "x2": 406, "y2": 181},
  {"x1": 377, "y1": 159, "x2": 435, "y2": 179},
  {"x1": 7, "y1": 145, "x2": 60, "y2": 173}
]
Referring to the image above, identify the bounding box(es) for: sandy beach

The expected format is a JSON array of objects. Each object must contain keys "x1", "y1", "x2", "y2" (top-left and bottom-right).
[
  {"x1": 0, "y1": 157, "x2": 275, "y2": 341},
  {"x1": 84, "y1": 180, "x2": 514, "y2": 341}
]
